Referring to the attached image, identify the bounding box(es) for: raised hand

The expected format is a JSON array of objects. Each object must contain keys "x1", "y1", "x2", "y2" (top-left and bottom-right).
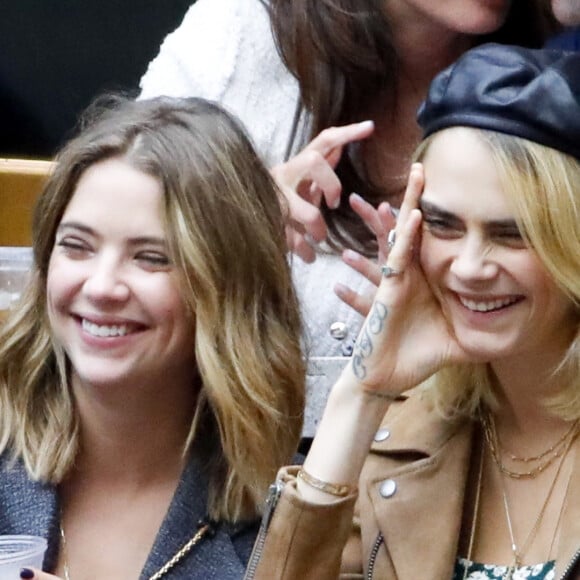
[
  {"x1": 298, "y1": 165, "x2": 470, "y2": 499},
  {"x1": 270, "y1": 121, "x2": 375, "y2": 262},
  {"x1": 347, "y1": 164, "x2": 469, "y2": 397}
]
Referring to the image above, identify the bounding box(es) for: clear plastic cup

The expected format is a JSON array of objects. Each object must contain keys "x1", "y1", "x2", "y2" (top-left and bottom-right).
[
  {"x1": 0, "y1": 247, "x2": 33, "y2": 319},
  {"x1": 0, "y1": 535, "x2": 47, "y2": 579}
]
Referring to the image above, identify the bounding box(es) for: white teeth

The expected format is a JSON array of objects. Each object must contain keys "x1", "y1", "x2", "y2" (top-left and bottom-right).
[
  {"x1": 459, "y1": 296, "x2": 518, "y2": 313},
  {"x1": 82, "y1": 319, "x2": 129, "y2": 337}
]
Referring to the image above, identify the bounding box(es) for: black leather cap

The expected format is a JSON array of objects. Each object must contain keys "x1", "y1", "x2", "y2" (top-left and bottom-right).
[{"x1": 417, "y1": 43, "x2": 580, "y2": 159}]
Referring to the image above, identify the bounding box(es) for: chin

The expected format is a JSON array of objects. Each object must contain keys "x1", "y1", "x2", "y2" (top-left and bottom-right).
[
  {"x1": 552, "y1": 2, "x2": 580, "y2": 26},
  {"x1": 453, "y1": 329, "x2": 519, "y2": 363},
  {"x1": 73, "y1": 363, "x2": 135, "y2": 389},
  {"x1": 455, "y1": 2, "x2": 511, "y2": 34}
]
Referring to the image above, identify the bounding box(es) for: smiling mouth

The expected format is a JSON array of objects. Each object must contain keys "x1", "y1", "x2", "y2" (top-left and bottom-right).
[
  {"x1": 81, "y1": 318, "x2": 132, "y2": 337},
  {"x1": 458, "y1": 295, "x2": 522, "y2": 313}
]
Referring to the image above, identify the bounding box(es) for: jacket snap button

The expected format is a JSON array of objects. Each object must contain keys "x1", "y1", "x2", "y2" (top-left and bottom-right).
[
  {"x1": 379, "y1": 479, "x2": 397, "y2": 498},
  {"x1": 329, "y1": 322, "x2": 348, "y2": 340},
  {"x1": 374, "y1": 428, "x2": 390, "y2": 442}
]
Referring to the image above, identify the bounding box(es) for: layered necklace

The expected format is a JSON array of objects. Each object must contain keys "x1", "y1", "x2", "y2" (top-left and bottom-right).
[
  {"x1": 482, "y1": 414, "x2": 579, "y2": 480},
  {"x1": 479, "y1": 413, "x2": 579, "y2": 580}
]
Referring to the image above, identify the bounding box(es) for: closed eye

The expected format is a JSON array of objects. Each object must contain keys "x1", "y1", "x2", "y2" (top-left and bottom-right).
[
  {"x1": 491, "y1": 229, "x2": 527, "y2": 249},
  {"x1": 422, "y1": 216, "x2": 464, "y2": 239},
  {"x1": 56, "y1": 237, "x2": 92, "y2": 257},
  {"x1": 135, "y1": 252, "x2": 171, "y2": 269}
]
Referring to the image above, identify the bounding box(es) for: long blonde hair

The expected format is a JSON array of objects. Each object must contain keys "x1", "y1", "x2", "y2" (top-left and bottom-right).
[
  {"x1": 0, "y1": 96, "x2": 305, "y2": 521},
  {"x1": 414, "y1": 129, "x2": 580, "y2": 421}
]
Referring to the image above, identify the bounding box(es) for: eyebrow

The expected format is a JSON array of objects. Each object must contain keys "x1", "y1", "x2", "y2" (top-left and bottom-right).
[
  {"x1": 419, "y1": 200, "x2": 519, "y2": 229},
  {"x1": 56, "y1": 221, "x2": 168, "y2": 247}
]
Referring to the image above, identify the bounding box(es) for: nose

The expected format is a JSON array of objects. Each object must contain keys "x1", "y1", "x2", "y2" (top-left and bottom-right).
[
  {"x1": 449, "y1": 236, "x2": 498, "y2": 282},
  {"x1": 83, "y1": 254, "x2": 130, "y2": 304}
]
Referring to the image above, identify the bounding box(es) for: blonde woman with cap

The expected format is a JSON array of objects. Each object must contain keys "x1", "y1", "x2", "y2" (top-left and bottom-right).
[{"x1": 244, "y1": 44, "x2": 580, "y2": 579}]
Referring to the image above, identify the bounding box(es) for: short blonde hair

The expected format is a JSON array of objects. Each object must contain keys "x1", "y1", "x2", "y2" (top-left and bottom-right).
[
  {"x1": 414, "y1": 129, "x2": 580, "y2": 420},
  {"x1": 0, "y1": 97, "x2": 305, "y2": 522}
]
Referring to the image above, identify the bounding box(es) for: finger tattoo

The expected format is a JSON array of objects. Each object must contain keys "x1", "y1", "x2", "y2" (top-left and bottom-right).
[{"x1": 352, "y1": 302, "x2": 388, "y2": 379}]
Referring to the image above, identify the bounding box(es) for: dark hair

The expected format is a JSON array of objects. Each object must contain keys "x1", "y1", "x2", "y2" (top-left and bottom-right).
[{"x1": 269, "y1": 0, "x2": 557, "y2": 255}]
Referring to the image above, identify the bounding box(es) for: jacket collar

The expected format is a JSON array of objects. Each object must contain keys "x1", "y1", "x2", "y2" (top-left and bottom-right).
[
  {"x1": 362, "y1": 393, "x2": 473, "y2": 579},
  {"x1": 0, "y1": 453, "x2": 257, "y2": 579},
  {"x1": 0, "y1": 455, "x2": 61, "y2": 569},
  {"x1": 362, "y1": 394, "x2": 580, "y2": 579},
  {"x1": 141, "y1": 454, "x2": 257, "y2": 580}
]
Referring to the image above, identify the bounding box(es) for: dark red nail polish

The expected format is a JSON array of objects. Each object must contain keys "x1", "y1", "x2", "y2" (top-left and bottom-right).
[{"x1": 20, "y1": 568, "x2": 35, "y2": 579}]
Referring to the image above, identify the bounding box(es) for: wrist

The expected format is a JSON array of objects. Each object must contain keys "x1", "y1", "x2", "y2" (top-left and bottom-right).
[
  {"x1": 299, "y1": 372, "x2": 392, "y2": 502},
  {"x1": 329, "y1": 370, "x2": 395, "y2": 416}
]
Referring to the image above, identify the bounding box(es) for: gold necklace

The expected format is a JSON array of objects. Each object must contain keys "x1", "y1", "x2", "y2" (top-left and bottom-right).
[
  {"x1": 59, "y1": 518, "x2": 212, "y2": 580},
  {"x1": 492, "y1": 427, "x2": 576, "y2": 579},
  {"x1": 482, "y1": 414, "x2": 579, "y2": 479},
  {"x1": 502, "y1": 420, "x2": 578, "y2": 463},
  {"x1": 462, "y1": 434, "x2": 485, "y2": 580}
]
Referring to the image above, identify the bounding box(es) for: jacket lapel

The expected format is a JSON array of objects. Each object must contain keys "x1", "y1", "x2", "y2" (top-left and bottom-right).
[
  {"x1": 360, "y1": 395, "x2": 473, "y2": 579},
  {"x1": 0, "y1": 455, "x2": 61, "y2": 570},
  {"x1": 141, "y1": 454, "x2": 256, "y2": 579}
]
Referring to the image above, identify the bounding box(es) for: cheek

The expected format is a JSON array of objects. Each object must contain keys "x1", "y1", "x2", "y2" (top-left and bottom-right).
[
  {"x1": 419, "y1": 235, "x2": 446, "y2": 282},
  {"x1": 508, "y1": 253, "x2": 551, "y2": 291},
  {"x1": 46, "y1": 260, "x2": 66, "y2": 311},
  {"x1": 46, "y1": 257, "x2": 77, "y2": 309},
  {"x1": 147, "y1": 280, "x2": 190, "y2": 327}
]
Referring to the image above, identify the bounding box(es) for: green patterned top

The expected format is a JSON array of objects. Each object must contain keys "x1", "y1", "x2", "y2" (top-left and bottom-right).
[{"x1": 454, "y1": 557, "x2": 555, "y2": 580}]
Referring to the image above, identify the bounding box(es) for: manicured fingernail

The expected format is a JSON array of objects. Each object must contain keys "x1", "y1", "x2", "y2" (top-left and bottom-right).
[
  {"x1": 343, "y1": 249, "x2": 360, "y2": 262},
  {"x1": 359, "y1": 120, "x2": 374, "y2": 130},
  {"x1": 20, "y1": 569, "x2": 34, "y2": 579}
]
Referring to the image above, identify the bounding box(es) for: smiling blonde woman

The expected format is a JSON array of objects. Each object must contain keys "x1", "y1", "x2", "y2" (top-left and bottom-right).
[
  {"x1": 0, "y1": 96, "x2": 305, "y2": 580},
  {"x1": 245, "y1": 45, "x2": 580, "y2": 580}
]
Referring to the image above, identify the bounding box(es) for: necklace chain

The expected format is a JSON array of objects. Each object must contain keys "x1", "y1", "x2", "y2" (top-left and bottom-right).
[
  {"x1": 462, "y1": 434, "x2": 485, "y2": 580},
  {"x1": 464, "y1": 415, "x2": 577, "y2": 580},
  {"x1": 59, "y1": 518, "x2": 211, "y2": 580},
  {"x1": 483, "y1": 412, "x2": 577, "y2": 579},
  {"x1": 482, "y1": 414, "x2": 579, "y2": 479},
  {"x1": 502, "y1": 420, "x2": 577, "y2": 463}
]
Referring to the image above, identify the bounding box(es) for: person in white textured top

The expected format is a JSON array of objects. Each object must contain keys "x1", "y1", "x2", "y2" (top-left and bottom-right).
[{"x1": 139, "y1": 0, "x2": 553, "y2": 438}]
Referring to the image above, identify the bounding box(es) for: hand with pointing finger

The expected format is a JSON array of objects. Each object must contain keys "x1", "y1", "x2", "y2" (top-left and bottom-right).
[{"x1": 271, "y1": 120, "x2": 375, "y2": 263}]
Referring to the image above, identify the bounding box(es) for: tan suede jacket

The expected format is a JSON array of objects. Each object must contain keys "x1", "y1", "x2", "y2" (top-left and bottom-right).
[{"x1": 245, "y1": 394, "x2": 580, "y2": 579}]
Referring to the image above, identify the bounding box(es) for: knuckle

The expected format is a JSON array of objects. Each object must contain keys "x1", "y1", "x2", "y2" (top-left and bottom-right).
[{"x1": 303, "y1": 149, "x2": 324, "y2": 167}]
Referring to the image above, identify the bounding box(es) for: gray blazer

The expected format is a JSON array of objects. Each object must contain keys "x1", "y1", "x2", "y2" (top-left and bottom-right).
[{"x1": 0, "y1": 453, "x2": 259, "y2": 579}]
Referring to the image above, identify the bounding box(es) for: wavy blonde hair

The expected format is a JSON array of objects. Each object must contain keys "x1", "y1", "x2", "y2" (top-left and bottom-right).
[
  {"x1": 0, "y1": 96, "x2": 305, "y2": 522},
  {"x1": 414, "y1": 129, "x2": 580, "y2": 421}
]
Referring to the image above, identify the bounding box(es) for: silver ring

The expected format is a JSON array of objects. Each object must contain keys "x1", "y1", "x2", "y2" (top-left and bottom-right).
[
  {"x1": 387, "y1": 229, "x2": 396, "y2": 249},
  {"x1": 381, "y1": 265, "x2": 403, "y2": 278}
]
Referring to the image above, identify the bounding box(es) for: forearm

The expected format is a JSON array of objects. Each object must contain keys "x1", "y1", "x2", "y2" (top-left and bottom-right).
[
  {"x1": 299, "y1": 368, "x2": 392, "y2": 504},
  {"x1": 247, "y1": 467, "x2": 357, "y2": 580}
]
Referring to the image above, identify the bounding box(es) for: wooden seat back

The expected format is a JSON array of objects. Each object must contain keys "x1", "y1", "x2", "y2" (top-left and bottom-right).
[{"x1": 0, "y1": 158, "x2": 54, "y2": 246}]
